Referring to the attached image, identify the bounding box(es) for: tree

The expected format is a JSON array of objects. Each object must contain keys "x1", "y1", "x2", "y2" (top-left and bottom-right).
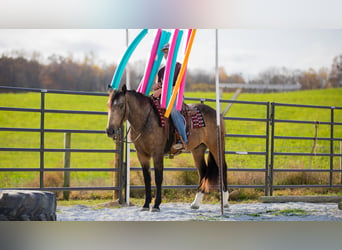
[{"x1": 329, "y1": 55, "x2": 342, "y2": 88}]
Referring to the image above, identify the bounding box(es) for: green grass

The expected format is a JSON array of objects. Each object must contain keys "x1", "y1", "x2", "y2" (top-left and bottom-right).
[{"x1": 1, "y1": 88, "x2": 342, "y2": 199}]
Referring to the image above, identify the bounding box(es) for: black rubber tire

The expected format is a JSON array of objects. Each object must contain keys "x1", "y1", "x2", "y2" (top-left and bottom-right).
[{"x1": 0, "y1": 190, "x2": 56, "y2": 221}]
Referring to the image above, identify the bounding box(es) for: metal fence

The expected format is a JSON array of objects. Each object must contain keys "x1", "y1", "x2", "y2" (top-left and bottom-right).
[
  {"x1": 0, "y1": 86, "x2": 125, "y2": 201},
  {"x1": 1, "y1": 86, "x2": 341, "y2": 201}
]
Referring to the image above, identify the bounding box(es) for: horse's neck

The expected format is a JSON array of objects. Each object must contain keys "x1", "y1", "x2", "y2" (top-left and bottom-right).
[{"x1": 126, "y1": 91, "x2": 152, "y2": 130}]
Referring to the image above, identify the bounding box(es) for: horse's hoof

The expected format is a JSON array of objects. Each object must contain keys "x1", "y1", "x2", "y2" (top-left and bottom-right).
[
  {"x1": 141, "y1": 207, "x2": 150, "y2": 211},
  {"x1": 190, "y1": 204, "x2": 199, "y2": 210},
  {"x1": 223, "y1": 204, "x2": 230, "y2": 209},
  {"x1": 150, "y1": 207, "x2": 160, "y2": 212}
]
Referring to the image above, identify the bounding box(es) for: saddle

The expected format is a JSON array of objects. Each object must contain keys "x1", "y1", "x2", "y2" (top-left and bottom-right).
[{"x1": 150, "y1": 97, "x2": 206, "y2": 156}]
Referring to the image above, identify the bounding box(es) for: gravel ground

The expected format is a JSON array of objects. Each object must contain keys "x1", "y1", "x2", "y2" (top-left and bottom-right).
[{"x1": 57, "y1": 202, "x2": 342, "y2": 221}]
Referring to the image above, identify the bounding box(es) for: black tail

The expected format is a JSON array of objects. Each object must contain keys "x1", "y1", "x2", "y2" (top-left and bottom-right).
[{"x1": 199, "y1": 151, "x2": 227, "y2": 193}]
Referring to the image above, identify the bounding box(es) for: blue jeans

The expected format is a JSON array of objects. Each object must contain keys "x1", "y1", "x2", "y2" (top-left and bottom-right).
[{"x1": 170, "y1": 104, "x2": 188, "y2": 144}]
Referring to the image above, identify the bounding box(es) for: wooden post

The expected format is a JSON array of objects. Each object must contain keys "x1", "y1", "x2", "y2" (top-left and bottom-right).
[
  {"x1": 113, "y1": 138, "x2": 121, "y2": 201},
  {"x1": 63, "y1": 132, "x2": 71, "y2": 200}
]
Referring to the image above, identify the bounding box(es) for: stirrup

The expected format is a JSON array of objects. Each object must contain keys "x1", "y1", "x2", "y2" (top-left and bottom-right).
[{"x1": 172, "y1": 143, "x2": 184, "y2": 151}]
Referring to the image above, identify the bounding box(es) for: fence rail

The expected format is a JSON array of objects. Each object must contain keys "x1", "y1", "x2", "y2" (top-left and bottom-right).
[{"x1": 1, "y1": 86, "x2": 341, "y2": 202}]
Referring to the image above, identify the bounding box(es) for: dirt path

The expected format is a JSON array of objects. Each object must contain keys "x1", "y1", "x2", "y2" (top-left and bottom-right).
[{"x1": 57, "y1": 202, "x2": 342, "y2": 221}]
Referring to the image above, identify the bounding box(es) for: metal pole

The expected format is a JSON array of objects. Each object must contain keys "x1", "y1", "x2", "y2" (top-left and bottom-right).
[
  {"x1": 125, "y1": 29, "x2": 131, "y2": 206},
  {"x1": 340, "y1": 141, "x2": 342, "y2": 184},
  {"x1": 40, "y1": 90, "x2": 46, "y2": 189},
  {"x1": 269, "y1": 103, "x2": 275, "y2": 196},
  {"x1": 265, "y1": 102, "x2": 270, "y2": 196},
  {"x1": 215, "y1": 29, "x2": 224, "y2": 215},
  {"x1": 330, "y1": 107, "x2": 334, "y2": 187}
]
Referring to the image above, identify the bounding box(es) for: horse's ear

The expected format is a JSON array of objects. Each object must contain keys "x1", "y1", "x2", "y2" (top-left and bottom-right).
[
  {"x1": 122, "y1": 84, "x2": 127, "y2": 94},
  {"x1": 107, "y1": 84, "x2": 114, "y2": 94}
]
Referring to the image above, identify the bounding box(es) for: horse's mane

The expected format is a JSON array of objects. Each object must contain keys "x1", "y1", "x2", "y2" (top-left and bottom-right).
[{"x1": 108, "y1": 88, "x2": 157, "y2": 115}]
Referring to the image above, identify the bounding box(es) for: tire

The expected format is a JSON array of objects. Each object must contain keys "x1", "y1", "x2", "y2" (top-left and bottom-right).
[{"x1": 0, "y1": 190, "x2": 56, "y2": 221}]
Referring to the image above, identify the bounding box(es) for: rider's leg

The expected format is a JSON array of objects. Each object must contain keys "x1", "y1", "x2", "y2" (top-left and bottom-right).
[{"x1": 171, "y1": 108, "x2": 188, "y2": 145}]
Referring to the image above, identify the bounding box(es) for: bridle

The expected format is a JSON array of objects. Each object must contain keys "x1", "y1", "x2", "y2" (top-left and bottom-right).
[
  {"x1": 109, "y1": 90, "x2": 153, "y2": 143},
  {"x1": 129, "y1": 104, "x2": 153, "y2": 142}
]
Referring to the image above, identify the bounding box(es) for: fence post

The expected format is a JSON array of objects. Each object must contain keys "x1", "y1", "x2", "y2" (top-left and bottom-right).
[
  {"x1": 113, "y1": 126, "x2": 124, "y2": 204},
  {"x1": 269, "y1": 102, "x2": 275, "y2": 196},
  {"x1": 265, "y1": 102, "x2": 270, "y2": 196},
  {"x1": 330, "y1": 107, "x2": 335, "y2": 187},
  {"x1": 113, "y1": 138, "x2": 120, "y2": 201},
  {"x1": 63, "y1": 132, "x2": 71, "y2": 200},
  {"x1": 39, "y1": 90, "x2": 46, "y2": 190}
]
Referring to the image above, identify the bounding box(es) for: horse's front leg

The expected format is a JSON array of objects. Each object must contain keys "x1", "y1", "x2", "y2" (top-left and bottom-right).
[{"x1": 151, "y1": 155, "x2": 164, "y2": 212}]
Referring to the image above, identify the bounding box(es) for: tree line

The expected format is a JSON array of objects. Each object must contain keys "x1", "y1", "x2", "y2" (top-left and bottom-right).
[{"x1": 0, "y1": 52, "x2": 341, "y2": 92}]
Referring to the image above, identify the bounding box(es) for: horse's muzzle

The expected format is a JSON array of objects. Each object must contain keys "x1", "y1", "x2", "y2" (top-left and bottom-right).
[{"x1": 106, "y1": 127, "x2": 122, "y2": 140}]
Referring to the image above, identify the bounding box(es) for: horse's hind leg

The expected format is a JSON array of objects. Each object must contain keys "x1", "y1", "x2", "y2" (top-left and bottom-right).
[
  {"x1": 207, "y1": 146, "x2": 230, "y2": 209},
  {"x1": 190, "y1": 144, "x2": 207, "y2": 209}
]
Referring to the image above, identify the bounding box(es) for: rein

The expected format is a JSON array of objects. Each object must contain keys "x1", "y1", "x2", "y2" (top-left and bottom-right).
[
  {"x1": 117, "y1": 94, "x2": 153, "y2": 143},
  {"x1": 129, "y1": 103, "x2": 153, "y2": 142}
]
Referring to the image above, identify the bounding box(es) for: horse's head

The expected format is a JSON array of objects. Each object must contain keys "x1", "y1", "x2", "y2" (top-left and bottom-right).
[{"x1": 106, "y1": 84, "x2": 128, "y2": 140}]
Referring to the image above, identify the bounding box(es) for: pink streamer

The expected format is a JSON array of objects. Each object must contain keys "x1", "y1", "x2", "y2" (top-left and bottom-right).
[
  {"x1": 176, "y1": 29, "x2": 192, "y2": 110},
  {"x1": 139, "y1": 29, "x2": 162, "y2": 94},
  {"x1": 160, "y1": 29, "x2": 179, "y2": 108}
]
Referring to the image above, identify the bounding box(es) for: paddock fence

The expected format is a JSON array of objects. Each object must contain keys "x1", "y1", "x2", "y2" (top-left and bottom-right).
[{"x1": 0, "y1": 86, "x2": 341, "y2": 202}]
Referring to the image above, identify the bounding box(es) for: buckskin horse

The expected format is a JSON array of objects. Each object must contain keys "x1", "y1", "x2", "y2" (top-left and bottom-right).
[{"x1": 106, "y1": 84, "x2": 229, "y2": 212}]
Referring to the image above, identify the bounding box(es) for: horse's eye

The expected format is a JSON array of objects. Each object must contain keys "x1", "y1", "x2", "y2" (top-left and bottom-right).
[{"x1": 113, "y1": 103, "x2": 124, "y2": 109}]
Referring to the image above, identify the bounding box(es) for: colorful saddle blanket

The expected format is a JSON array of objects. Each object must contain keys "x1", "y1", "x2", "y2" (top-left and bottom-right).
[{"x1": 151, "y1": 97, "x2": 206, "y2": 129}]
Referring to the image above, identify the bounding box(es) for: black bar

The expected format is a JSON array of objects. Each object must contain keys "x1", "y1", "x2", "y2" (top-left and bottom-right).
[
  {"x1": 270, "y1": 102, "x2": 275, "y2": 196},
  {"x1": 45, "y1": 149, "x2": 118, "y2": 153},
  {"x1": 274, "y1": 119, "x2": 332, "y2": 125},
  {"x1": 0, "y1": 168, "x2": 121, "y2": 172},
  {"x1": 224, "y1": 117, "x2": 267, "y2": 122},
  {"x1": 0, "y1": 148, "x2": 118, "y2": 153},
  {"x1": 0, "y1": 187, "x2": 121, "y2": 191},
  {"x1": 130, "y1": 184, "x2": 266, "y2": 190},
  {"x1": 45, "y1": 129, "x2": 106, "y2": 134},
  {"x1": 273, "y1": 184, "x2": 342, "y2": 189},
  {"x1": 273, "y1": 152, "x2": 342, "y2": 157},
  {"x1": 273, "y1": 169, "x2": 342, "y2": 173},
  {"x1": 129, "y1": 167, "x2": 267, "y2": 172},
  {"x1": 273, "y1": 102, "x2": 342, "y2": 110},
  {"x1": 40, "y1": 90, "x2": 45, "y2": 189},
  {"x1": 0, "y1": 127, "x2": 41, "y2": 132},
  {"x1": 0, "y1": 127, "x2": 106, "y2": 134},
  {"x1": 45, "y1": 109, "x2": 107, "y2": 115},
  {"x1": 226, "y1": 151, "x2": 266, "y2": 155},
  {"x1": 185, "y1": 96, "x2": 269, "y2": 106},
  {"x1": 129, "y1": 167, "x2": 197, "y2": 171},
  {"x1": 226, "y1": 134, "x2": 266, "y2": 139},
  {"x1": 0, "y1": 107, "x2": 41, "y2": 112},
  {"x1": 274, "y1": 135, "x2": 340, "y2": 141},
  {"x1": 228, "y1": 168, "x2": 266, "y2": 172},
  {"x1": 330, "y1": 107, "x2": 334, "y2": 187},
  {"x1": 265, "y1": 102, "x2": 270, "y2": 196}
]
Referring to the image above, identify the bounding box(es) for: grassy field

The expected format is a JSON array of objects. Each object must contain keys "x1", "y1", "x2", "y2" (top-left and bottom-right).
[{"x1": 1, "y1": 88, "x2": 342, "y2": 200}]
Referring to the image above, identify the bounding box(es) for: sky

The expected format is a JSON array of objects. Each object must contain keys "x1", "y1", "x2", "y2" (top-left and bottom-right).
[
  {"x1": 0, "y1": 29, "x2": 341, "y2": 79},
  {"x1": 0, "y1": 0, "x2": 342, "y2": 80}
]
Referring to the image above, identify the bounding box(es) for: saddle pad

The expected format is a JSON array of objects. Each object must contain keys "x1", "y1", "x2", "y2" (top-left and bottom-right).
[
  {"x1": 151, "y1": 97, "x2": 166, "y2": 127},
  {"x1": 190, "y1": 106, "x2": 206, "y2": 129},
  {"x1": 151, "y1": 97, "x2": 205, "y2": 129}
]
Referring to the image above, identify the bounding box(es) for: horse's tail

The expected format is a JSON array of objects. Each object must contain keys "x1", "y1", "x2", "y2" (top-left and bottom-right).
[{"x1": 199, "y1": 151, "x2": 227, "y2": 193}]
